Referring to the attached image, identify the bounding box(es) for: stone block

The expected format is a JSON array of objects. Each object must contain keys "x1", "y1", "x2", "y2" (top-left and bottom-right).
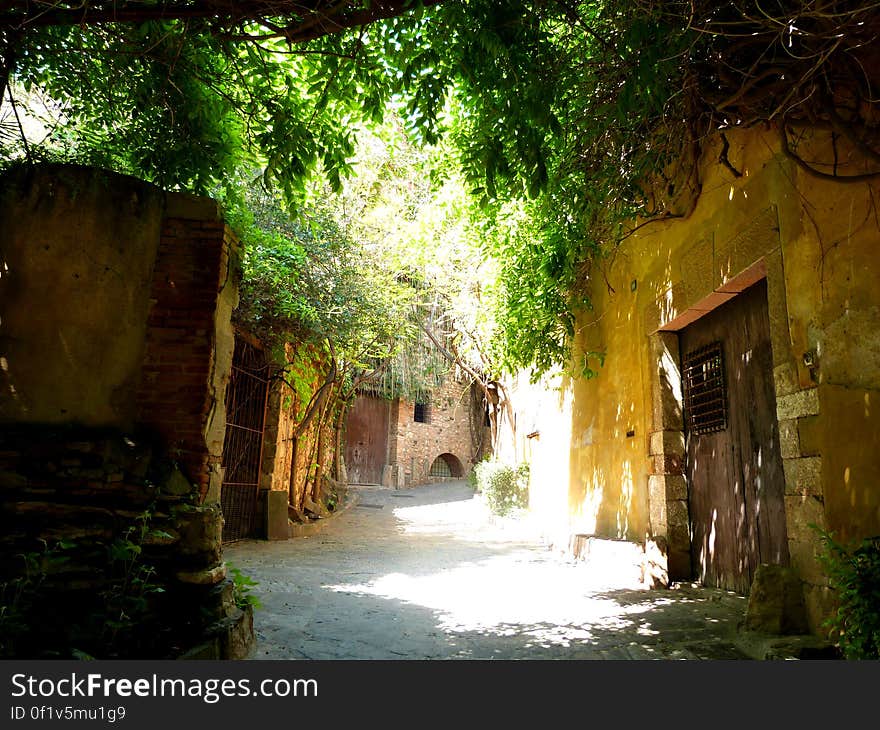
[
  {"x1": 651, "y1": 454, "x2": 684, "y2": 475},
  {"x1": 667, "y1": 498, "x2": 691, "y2": 529},
  {"x1": 175, "y1": 503, "x2": 223, "y2": 567},
  {"x1": 265, "y1": 489, "x2": 289, "y2": 541},
  {"x1": 784, "y1": 495, "x2": 828, "y2": 586},
  {"x1": 648, "y1": 430, "x2": 685, "y2": 457},
  {"x1": 647, "y1": 476, "x2": 669, "y2": 530},
  {"x1": 744, "y1": 563, "x2": 808, "y2": 635},
  {"x1": 177, "y1": 562, "x2": 227, "y2": 586},
  {"x1": 783, "y1": 456, "x2": 822, "y2": 497},
  {"x1": 648, "y1": 474, "x2": 688, "y2": 503},
  {"x1": 777, "y1": 418, "x2": 800, "y2": 459},
  {"x1": 773, "y1": 361, "x2": 800, "y2": 398},
  {"x1": 776, "y1": 388, "x2": 819, "y2": 420},
  {"x1": 784, "y1": 494, "x2": 826, "y2": 538},
  {"x1": 764, "y1": 250, "x2": 793, "y2": 368},
  {"x1": 665, "y1": 475, "x2": 688, "y2": 501}
]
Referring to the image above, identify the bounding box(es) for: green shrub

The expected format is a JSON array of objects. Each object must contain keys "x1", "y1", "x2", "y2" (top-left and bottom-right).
[
  {"x1": 816, "y1": 529, "x2": 880, "y2": 659},
  {"x1": 228, "y1": 564, "x2": 262, "y2": 611},
  {"x1": 474, "y1": 460, "x2": 529, "y2": 517}
]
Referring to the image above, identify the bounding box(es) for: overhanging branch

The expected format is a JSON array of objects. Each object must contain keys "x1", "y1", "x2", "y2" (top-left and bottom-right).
[{"x1": 0, "y1": 1, "x2": 445, "y2": 46}]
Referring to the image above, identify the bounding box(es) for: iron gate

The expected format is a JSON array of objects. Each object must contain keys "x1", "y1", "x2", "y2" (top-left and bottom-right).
[{"x1": 220, "y1": 334, "x2": 269, "y2": 542}]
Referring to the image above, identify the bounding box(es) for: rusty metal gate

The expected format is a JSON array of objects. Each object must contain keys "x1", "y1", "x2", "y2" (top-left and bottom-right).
[{"x1": 220, "y1": 334, "x2": 270, "y2": 542}]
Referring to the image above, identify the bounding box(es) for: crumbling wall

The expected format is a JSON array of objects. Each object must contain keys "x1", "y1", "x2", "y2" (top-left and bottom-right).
[
  {"x1": 0, "y1": 164, "x2": 250, "y2": 658},
  {"x1": 259, "y1": 342, "x2": 338, "y2": 533}
]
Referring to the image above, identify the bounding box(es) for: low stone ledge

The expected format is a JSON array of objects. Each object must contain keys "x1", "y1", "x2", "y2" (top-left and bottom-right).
[{"x1": 176, "y1": 563, "x2": 227, "y2": 586}]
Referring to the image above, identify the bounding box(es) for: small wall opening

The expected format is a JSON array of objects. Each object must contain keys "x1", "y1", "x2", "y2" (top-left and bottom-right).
[
  {"x1": 414, "y1": 401, "x2": 432, "y2": 423},
  {"x1": 428, "y1": 453, "x2": 464, "y2": 479}
]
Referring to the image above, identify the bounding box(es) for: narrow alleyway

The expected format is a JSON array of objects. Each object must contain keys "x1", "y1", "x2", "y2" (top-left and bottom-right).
[{"x1": 224, "y1": 482, "x2": 762, "y2": 660}]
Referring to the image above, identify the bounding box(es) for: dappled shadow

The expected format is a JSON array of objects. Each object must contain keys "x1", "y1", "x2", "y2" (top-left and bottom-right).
[{"x1": 227, "y1": 480, "x2": 754, "y2": 660}]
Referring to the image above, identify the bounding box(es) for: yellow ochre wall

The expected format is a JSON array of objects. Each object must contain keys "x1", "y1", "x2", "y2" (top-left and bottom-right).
[{"x1": 521, "y1": 125, "x2": 880, "y2": 632}]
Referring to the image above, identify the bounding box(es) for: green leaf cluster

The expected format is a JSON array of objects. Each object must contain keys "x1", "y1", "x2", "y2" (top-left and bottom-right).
[
  {"x1": 5, "y1": 2, "x2": 704, "y2": 379},
  {"x1": 816, "y1": 528, "x2": 880, "y2": 659},
  {"x1": 473, "y1": 459, "x2": 530, "y2": 517}
]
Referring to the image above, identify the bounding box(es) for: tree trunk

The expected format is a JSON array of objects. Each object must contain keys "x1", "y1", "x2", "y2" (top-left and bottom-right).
[{"x1": 0, "y1": 29, "x2": 17, "y2": 113}]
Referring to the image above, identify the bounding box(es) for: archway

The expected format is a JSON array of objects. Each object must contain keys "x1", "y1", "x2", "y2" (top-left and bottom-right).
[{"x1": 428, "y1": 453, "x2": 464, "y2": 479}]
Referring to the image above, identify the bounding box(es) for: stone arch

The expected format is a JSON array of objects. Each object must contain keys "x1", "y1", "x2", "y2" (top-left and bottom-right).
[{"x1": 428, "y1": 452, "x2": 464, "y2": 479}]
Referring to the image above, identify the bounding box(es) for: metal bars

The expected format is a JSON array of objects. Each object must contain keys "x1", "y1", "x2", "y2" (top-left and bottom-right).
[
  {"x1": 683, "y1": 341, "x2": 728, "y2": 435},
  {"x1": 220, "y1": 336, "x2": 269, "y2": 542}
]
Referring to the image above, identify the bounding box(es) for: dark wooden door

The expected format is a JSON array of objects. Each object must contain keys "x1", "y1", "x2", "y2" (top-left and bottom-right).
[
  {"x1": 344, "y1": 395, "x2": 390, "y2": 485},
  {"x1": 680, "y1": 280, "x2": 789, "y2": 593}
]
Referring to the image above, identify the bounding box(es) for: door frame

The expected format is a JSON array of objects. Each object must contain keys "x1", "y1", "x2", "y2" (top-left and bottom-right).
[{"x1": 644, "y1": 211, "x2": 822, "y2": 592}]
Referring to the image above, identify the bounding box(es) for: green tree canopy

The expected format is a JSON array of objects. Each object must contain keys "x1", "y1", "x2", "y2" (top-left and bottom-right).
[{"x1": 3, "y1": 1, "x2": 878, "y2": 377}]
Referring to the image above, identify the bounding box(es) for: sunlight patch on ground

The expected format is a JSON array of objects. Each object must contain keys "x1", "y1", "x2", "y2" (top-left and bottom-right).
[
  {"x1": 327, "y1": 547, "x2": 671, "y2": 646},
  {"x1": 322, "y1": 487, "x2": 705, "y2": 648},
  {"x1": 391, "y1": 497, "x2": 546, "y2": 544}
]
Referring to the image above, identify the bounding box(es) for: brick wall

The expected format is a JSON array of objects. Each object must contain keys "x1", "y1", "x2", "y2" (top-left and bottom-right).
[{"x1": 135, "y1": 217, "x2": 236, "y2": 499}]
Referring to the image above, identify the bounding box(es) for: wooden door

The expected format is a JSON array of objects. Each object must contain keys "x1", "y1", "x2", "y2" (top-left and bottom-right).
[
  {"x1": 680, "y1": 280, "x2": 789, "y2": 593},
  {"x1": 344, "y1": 395, "x2": 390, "y2": 485}
]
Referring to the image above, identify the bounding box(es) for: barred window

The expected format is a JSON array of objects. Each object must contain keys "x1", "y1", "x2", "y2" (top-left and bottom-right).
[
  {"x1": 414, "y1": 402, "x2": 431, "y2": 424},
  {"x1": 683, "y1": 342, "x2": 728, "y2": 435}
]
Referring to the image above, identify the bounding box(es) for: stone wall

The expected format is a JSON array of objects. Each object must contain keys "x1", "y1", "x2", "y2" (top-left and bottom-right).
[
  {"x1": 385, "y1": 373, "x2": 486, "y2": 487},
  {"x1": 0, "y1": 164, "x2": 250, "y2": 658}
]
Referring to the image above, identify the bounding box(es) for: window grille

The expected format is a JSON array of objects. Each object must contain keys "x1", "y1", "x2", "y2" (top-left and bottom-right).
[
  {"x1": 683, "y1": 342, "x2": 728, "y2": 435},
  {"x1": 429, "y1": 456, "x2": 452, "y2": 477},
  {"x1": 414, "y1": 402, "x2": 431, "y2": 423}
]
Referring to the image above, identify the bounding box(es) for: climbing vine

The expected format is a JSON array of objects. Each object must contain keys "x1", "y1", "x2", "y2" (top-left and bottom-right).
[{"x1": 3, "y1": 1, "x2": 878, "y2": 379}]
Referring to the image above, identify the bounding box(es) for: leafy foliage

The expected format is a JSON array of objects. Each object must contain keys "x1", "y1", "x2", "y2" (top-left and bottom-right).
[
  {"x1": 228, "y1": 183, "x2": 416, "y2": 364},
  {"x1": 473, "y1": 459, "x2": 530, "y2": 517},
  {"x1": 5, "y1": 1, "x2": 878, "y2": 379},
  {"x1": 0, "y1": 540, "x2": 73, "y2": 658},
  {"x1": 817, "y1": 529, "x2": 880, "y2": 660},
  {"x1": 227, "y1": 564, "x2": 262, "y2": 611}
]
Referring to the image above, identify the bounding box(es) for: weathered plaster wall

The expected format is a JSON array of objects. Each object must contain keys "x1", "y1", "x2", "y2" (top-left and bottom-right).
[
  {"x1": 0, "y1": 166, "x2": 240, "y2": 505},
  {"x1": 506, "y1": 370, "x2": 574, "y2": 549},
  {"x1": 0, "y1": 164, "x2": 249, "y2": 658},
  {"x1": 0, "y1": 165, "x2": 163, "y2": 427},
  {"x1": 521, "y1": 126, "x2": 879, "y2": 633}
]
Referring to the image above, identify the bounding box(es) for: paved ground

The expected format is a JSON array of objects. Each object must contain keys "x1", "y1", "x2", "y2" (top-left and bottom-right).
[{"x1": 225, "y1": 481, "x2": 759, "y2": 660}]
